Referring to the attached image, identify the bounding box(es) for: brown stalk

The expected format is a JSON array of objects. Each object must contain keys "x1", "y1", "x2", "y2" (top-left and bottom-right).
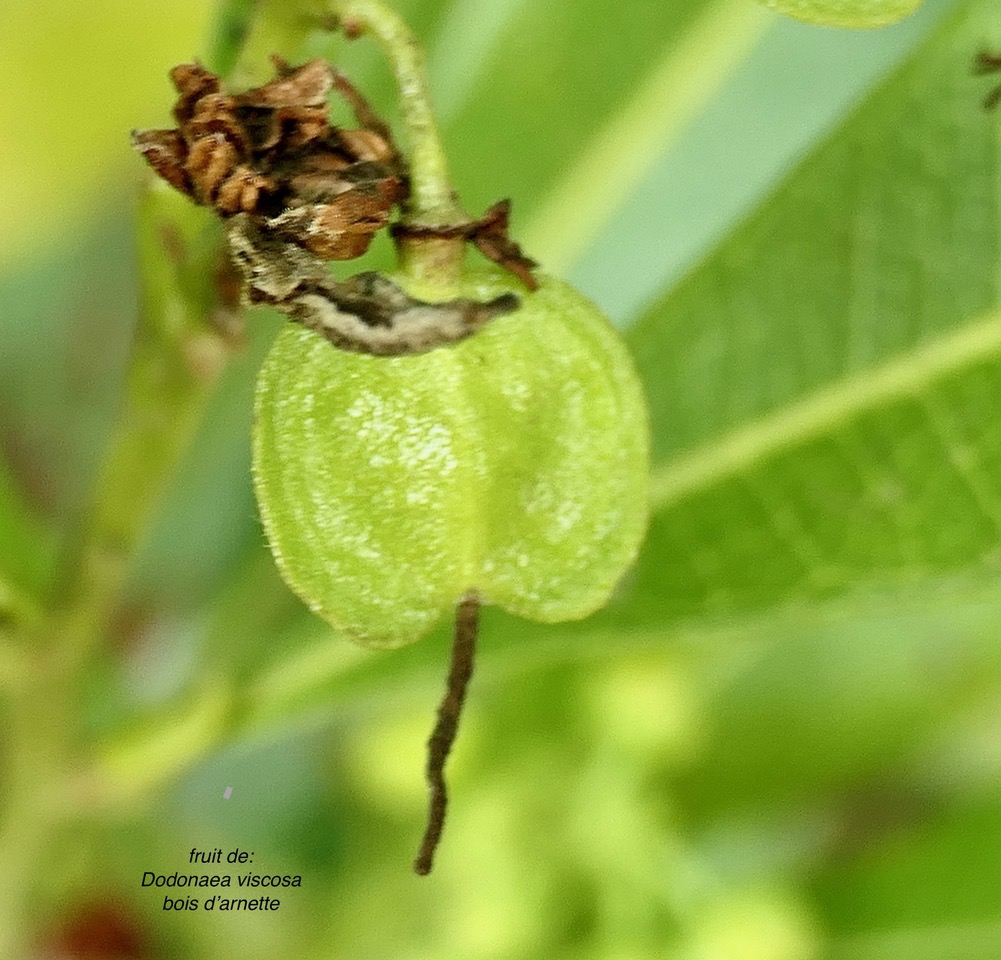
[{"x1": 414, "y1": 594, "x2": 480, "y2": 876}]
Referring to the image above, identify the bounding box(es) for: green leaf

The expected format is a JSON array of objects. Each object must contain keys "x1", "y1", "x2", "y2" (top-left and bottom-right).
[
  {"x1": 619, "y1": 0, "x2": 1001, "y2": 627},
  {"x1": 671, "y1": 598, "x2": 1001, "y2": 818},
  {"x1": 440, "y1": 0, "x2": 767, "y2": 240},
  {"x1": 759, "y1": 0, "x2": 923, "y2": 27},
  {"x1": 815, "y1": 797, "x2": 1001, "y2": 935}
]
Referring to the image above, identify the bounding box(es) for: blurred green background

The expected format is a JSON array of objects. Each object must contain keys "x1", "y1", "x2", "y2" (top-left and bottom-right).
[{"x1": 3, "y1": 0, "x2": 1001, "y2": 957}]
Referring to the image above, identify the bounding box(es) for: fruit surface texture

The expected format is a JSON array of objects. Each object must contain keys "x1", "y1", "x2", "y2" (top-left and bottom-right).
[{"x1": 253, "y1": 269, "x2": 650, "y2": 648}]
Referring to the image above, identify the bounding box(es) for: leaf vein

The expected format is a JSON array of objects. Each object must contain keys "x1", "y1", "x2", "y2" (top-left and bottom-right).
[{"x1": 650, "y1": 307, "x2": 1001, "y2": 511}]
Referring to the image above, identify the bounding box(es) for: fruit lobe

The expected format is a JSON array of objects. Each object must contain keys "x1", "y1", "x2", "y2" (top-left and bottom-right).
[{"x1": 252, "y1": 268, "x2": 649, "y2": 648}]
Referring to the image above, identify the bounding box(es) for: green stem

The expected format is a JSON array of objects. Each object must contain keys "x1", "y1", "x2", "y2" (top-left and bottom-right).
[
  {"x1": 327, "y1": 0, "x2": 469, "y2": 285},
  {"x1": 0, "y1": 2, "x2": 260, "y2": 950},
  {"x1": 206, "y1": 0, "x2": 260, "y2": 77},
  {"x1": 331, "y1": 0, "x2": 465, "y2": 227},
  {"x1": 0, "y1": 671, "x2": 74, "y2": 957},
  {"x1": 50, "y1": 187, "x2": 240, "y2": 668},
  {"x1": 0, "y1": 188, "x2": 241, "y2": 953}
]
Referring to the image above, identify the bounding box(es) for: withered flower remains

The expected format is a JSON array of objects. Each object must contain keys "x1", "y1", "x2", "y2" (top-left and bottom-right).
[
  {"x1": 133, "y1": 57, "x2": 538, "y2": 355},
  {"x1": 227, "y1": 213, "x2": 519, "y2": 355},
  {"x1": 132, "y1": 58, "x2": 405, "y2": 261}
]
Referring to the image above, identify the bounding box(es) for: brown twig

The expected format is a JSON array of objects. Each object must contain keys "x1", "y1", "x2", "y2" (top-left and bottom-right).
[{"x1": 413, "y1": 594, "x2": 480, "y2": 875}]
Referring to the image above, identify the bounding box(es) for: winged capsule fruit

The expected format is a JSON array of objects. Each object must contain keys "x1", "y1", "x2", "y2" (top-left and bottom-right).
[{"x1": 251, "y1": 267, "x2": 649, "y2": 649}]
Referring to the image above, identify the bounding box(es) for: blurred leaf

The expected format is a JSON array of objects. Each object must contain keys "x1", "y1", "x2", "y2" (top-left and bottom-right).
[
  {"x1": 515, "y1": 0, "x2": 771, "y2": 274},
  {"x1": 440, "y1": 0, "x2": 765, "y2": 235},
  {"x1": 41, "y1": 182, "x2": 245, "y2": 654},
  {"x1": 620, "y1": 0, "x2": 1001, "y2": 627},
  {"x1": 204, "y1": 0, "x2": 259, "y2": 76},
  {"x1": 200, "y1": 543, "x2": 304, "y2": 682},
  {"x1": 86, "y1": 184, "x2": 235, "y2": 573},
  {"x1": 0, "y1": 0, "x2": 211, "y2": 268},
  {"x1": 760, "y1": 0, "x2": 922, "y2": 27},
  {"x1": 826, "y1": 925, "x2": 1001, "y2": 960},
  {"x1": 814, "y1": 797, "x2": 1001, "y2": 947},
  {"x1": 90, "y1": 678, "x2": 232, "y2": 806},
  {"x1": 0, "y1": 449, "x2": 53, "y2": 621},
  {"x1": 672, "y1": 598, "x2": 1001, "y2": 818}
]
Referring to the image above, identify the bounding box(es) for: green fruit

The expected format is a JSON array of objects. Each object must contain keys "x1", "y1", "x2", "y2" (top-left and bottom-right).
[{"x1": 252, "y1": 268, "x2": 649, "y2": 648}]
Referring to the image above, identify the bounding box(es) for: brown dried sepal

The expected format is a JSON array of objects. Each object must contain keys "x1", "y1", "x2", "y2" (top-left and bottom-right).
[
  {"x1": 468, "y1": 200, "x2": 539, "y2": 290},
  {"x1": 391, "y1": 199, "x2": 539, "y2": 290},
  {"x1": 132, "y1": 58, "x2": 407, "y2": 260},
  {"x1": 227, "y1": 213, "x2": 519, "y2": 356}
]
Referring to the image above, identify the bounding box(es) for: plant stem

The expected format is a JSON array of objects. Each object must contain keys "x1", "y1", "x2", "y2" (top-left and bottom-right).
[
  {"x1": 50, "y1": 189, "x2": 240, "y2": 668},
  {"x1": 206, "y1": 0, "x2": 260, "y2": 77},
  {"x1": 0, "y1": 191, "x2": 241, "y2": 956},
  {"x1": 332, "y1": 0, "x2": 464, "y2": 226},
  {"x1": 328, "y1": 0, "x2": 467, "y2": 284},
  {"x1": 0, "y1": 667, "x2": 74, "y2": 957}
]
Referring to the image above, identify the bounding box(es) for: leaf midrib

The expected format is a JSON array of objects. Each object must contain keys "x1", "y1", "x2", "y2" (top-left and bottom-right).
[{"x1": 648, "y1": 305, "x2": 1001, "y2": 511}]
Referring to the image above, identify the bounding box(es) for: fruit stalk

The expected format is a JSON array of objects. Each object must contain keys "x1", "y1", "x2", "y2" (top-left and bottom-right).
[
  {"x1": 329, "y1": 0, "x2": 467, "y2": 282},
  {"x1": 414, "y1": 594, "x2": 480, "y2": 875}
]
